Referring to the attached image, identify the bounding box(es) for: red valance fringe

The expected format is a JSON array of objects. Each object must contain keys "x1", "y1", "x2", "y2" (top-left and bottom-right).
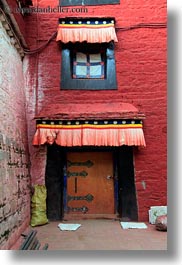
[
  {"x1": 56, "y1": 27, "x2": 118, "y2": 43},
  {"x1": 33, "y1": 127, "x2": 146, "y2": 147}
]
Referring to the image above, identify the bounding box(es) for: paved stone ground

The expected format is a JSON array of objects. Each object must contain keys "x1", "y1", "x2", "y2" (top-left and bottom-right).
[{"x1": 33, "y1": 219, "x2": 167, "y2": 250}]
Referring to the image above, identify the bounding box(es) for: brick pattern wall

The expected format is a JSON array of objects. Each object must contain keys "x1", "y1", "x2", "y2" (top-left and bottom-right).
[
  {"x1": 0, "y1": 20, "x2": 30, "y2": 249},
  {"x1": 24, "y1": 0, "x2": 167, "y2": 221}
]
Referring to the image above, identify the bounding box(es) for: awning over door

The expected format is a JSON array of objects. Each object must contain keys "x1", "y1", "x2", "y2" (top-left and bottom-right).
[
  {"x1": 33, "y1": 102, "x2": 146, "y2": 147},
  {"x1": 33, "y1": 119, "x2": 146, "y2": 147},
  {"x1": 56, "y1": 17, "x2": 118, "y2": 43}
]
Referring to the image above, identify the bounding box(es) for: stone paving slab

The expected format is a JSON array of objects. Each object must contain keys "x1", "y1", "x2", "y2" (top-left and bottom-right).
[{"x1": 34, "y1": 219, "x2": 167, "y2": 250}]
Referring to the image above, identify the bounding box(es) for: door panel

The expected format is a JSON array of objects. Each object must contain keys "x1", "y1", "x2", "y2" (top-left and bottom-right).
[
  {"x1": 66, "y1": 152, "x2": 114, "y2": 217},
  {"x1": 117, "y1": 146, "x2": 138, "y2": 221},
  {"x1": 45, "y1": 145, "x2": 65, "y2": 220}
]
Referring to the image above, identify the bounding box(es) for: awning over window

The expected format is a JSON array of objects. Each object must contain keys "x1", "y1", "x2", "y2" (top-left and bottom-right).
[
  {"x1": 33, "y1": 119, "x2": 146, "y2": 147},
  {"x1": 56, "y1": 18, "x2": 118, "y2": 43}
]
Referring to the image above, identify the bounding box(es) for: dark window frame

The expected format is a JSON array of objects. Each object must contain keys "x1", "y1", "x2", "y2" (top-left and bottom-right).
[
  {"x1": 61, "y1": 42, "x2": 117, "y2": 90},
  {"x1": 60, "y1": 0, "x2": 120, "y2": 7}
]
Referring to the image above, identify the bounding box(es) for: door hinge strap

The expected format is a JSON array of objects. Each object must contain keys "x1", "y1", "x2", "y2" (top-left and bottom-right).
[
  {"x1": 67, "y1": 206, "x2": 89, "y2": 213},
  {"x1": 67, "y1": 193, "x2": 94, "y2": 202}
]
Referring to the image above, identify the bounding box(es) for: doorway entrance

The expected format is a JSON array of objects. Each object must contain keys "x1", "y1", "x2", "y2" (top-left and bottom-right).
[
  {"x1": 45, "y1": 145, "x2": 138, "y2": 221},
  {"x1": 65, "y1": 151, "x2": 115, "y2": 219}
]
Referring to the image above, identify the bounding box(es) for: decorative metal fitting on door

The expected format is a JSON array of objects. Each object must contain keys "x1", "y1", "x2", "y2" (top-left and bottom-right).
[
  {"x1": 67, "y1": 206, "x2": 89, "y2": 213},
  {"x1": 67, "y1": 170, "x2": 88, "y2": 178},
  {"x1": 106, "y1": 175, "x2": 114, "y2": 180},
  {"x1": 67, "y1": 193, "x2": 94, "y2": 202},
  {"x1": 67, "y1": 160, "x2": 94, "y2": 168}
]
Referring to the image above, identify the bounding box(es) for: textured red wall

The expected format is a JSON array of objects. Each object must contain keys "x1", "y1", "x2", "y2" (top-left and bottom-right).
[
  {"x1": 24, "y1": 0, "x2": 167, "y2": 221},
  {"x1": 5, "y1": 0, "x2": 26, "y2": 38},
  {"x1": 0, "y1": 18, "x2": 30, "y2": 248}
]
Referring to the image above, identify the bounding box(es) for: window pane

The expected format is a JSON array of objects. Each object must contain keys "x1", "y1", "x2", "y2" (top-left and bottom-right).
[
  {"x1": 90, "y1": 54, "x2": 102, "y2": 63},
  {"x1": 75, "y1": 65, "x2": 88, "y2": 78},
  {"x1": 90, "y1": 65, "x2": 102, "y2": 77},
  {"x1": 76, "y1": 53, "x2": 87, "y2": 63}
]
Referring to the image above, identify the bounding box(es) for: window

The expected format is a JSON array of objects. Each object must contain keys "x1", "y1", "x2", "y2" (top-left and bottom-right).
[
  {"x1": 58, "y1": 17, "x2": 118, "y2": 90},
  {"x1": 61, "y1": 42, "x2": 117, "y2": 90},
  {"x1": 60, "y1": 0, "x2": 120, "y2": 6},
  {"x1": 72, "y1": 51, "x2": 105, "y2": 80}
]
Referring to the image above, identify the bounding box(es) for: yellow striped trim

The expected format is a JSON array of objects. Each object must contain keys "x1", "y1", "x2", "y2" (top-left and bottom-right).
[
  {"x1": 58, "y1": 23, "x2": 114, "y2": 28},
  {"x1": 37, "y1": 124, "x2": 143, "y2": 129}
]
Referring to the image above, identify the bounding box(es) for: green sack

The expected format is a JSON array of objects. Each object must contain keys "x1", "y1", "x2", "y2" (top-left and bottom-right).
[{"x1": 30, "y1": 184, "x2": 48, "y2": 227}]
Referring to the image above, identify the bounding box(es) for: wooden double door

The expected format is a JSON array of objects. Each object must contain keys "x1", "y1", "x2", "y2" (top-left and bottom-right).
[{"x1": 65, "y1": 152, "x2": 115, "y2": 218}]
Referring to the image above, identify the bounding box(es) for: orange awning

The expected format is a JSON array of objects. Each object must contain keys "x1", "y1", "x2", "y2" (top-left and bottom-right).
[
  {"x1": 56, "y1": 18, "x2": 118, "y2": 43},
  {"x1": 33, "y1": 119, "x2": 146, "y2": 147}
]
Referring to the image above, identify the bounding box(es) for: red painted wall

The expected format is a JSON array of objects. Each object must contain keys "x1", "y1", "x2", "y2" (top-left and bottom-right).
[{"x1": 24, "y1": 0, "x2": 167, "y2": 221}]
